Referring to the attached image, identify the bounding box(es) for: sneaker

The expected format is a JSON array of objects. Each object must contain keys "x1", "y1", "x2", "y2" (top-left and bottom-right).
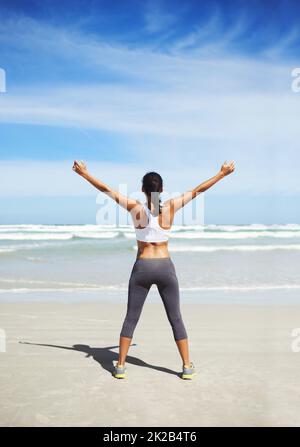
[
  {"x1": 113, "y1": 362, "x2": 127, "y2": 379},
  {"x1": 181, "y1": 361, "x2": 196, "y2": 380}
]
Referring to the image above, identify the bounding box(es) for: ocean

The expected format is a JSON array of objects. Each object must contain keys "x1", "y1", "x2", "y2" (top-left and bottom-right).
[{"x1": 1, "y1": 223, "x2": 300, "y2": 302}]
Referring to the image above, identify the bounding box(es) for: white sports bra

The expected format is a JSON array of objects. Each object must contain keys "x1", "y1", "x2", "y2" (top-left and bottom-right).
[{"x1": 134, "y1": 202, "x2": 170, "y2": 242}]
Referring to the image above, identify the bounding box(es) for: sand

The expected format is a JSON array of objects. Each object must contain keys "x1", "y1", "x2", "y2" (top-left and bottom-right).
[{"x1": 0, "y1": 300, "x2": 300, "y2": 427}]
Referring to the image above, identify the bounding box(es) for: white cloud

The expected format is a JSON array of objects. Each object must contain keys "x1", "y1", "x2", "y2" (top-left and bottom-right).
[
  {"x1": 0, "y1": 14, "x2": 300, "y2": 197},
  {"x1": 0, "y1": 160, "x2": 141, "y2": 197},
  {"x1": 1, "y1": 82, "x2": 299, "y2": 145},
  {"x1": 1, "y1": 157, "x2": 299, "y2": 199}
]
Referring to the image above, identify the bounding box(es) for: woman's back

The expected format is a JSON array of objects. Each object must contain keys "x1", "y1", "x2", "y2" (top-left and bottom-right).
[
  {"x1": 131, "y1": 201, "x2": 175, "y2": 259},
  {"x1": 134, "y1": 202, "x2": 171, "y2": 243}
]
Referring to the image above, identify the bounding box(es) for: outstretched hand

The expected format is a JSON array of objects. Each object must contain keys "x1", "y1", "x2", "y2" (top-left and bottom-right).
[
  {"x1": 72, "y1": 160, "x2": 88, "y2": 176},
  {"x1": 220, "y1": 160, "x2": 235, "y2": 176}
]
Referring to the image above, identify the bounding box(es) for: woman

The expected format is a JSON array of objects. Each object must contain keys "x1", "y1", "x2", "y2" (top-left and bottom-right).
[{"x1": 72, "y1": 160, "x2": 235, "y2": 379}]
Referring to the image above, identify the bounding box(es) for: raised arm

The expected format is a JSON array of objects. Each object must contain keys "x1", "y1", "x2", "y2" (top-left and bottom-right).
[
  {"x1": 164, "y1": 160, "x2": 235, "y2": 213},
  {"x1": 72, "y1": 160, "x2": 139, "y2": 212}
]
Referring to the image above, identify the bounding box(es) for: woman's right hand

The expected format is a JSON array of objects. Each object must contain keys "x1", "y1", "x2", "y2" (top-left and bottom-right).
[
  {"x1": 220, "y1": 160, "x2": 235, "y2": 176},
  {"x1": 72, "y1": 160, "x2": 88, "y2": 176}
]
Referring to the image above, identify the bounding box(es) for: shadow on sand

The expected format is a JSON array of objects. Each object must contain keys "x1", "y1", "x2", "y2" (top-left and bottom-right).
[{"x1": 19, "y1": 341, "x2": 180, "y2": 377}]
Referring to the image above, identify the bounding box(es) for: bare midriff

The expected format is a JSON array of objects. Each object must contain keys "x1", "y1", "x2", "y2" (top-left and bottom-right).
[{"x1": 136, "y1": 240, "x2": 170, "y2": 259}]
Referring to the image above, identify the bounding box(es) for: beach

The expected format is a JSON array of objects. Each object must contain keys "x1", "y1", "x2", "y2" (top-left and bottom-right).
[
  {"x1": 2, "y1": 0, "x2": 300, "y2": 429},
  {"x1": 1, "y1": 296, "x2": 300, "y2": 427},
  {"x1": 1, "y1": 223, "x2": 300, "y2": 426}
]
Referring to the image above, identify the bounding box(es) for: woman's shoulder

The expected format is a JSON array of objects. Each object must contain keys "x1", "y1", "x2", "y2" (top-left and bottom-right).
[
  {"x1": 130, "y1": 200, "x2": 146, "y2": 215},
  {"x1": 161, "y1": 198, "x2": 175, "y2": 210}
]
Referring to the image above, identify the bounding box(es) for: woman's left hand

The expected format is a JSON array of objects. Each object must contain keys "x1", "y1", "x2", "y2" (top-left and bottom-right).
[
  {"x1": 220, "y1": 160, "x2": 235, "y2": 176},
  {"x1": 72, "y1": 160, "x2": 88, "y2": 176}
]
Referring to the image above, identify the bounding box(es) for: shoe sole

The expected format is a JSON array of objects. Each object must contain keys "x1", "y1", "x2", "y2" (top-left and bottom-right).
[
  {"x1": 113, "y1": 373, "x2": 126, "y2": 379},
  {"x1": 181, "y1": 372, "x2": 197, "y2": 379}
]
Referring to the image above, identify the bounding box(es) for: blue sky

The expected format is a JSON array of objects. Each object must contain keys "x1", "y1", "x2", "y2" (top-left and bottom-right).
[{"x1": 0, "y1": 0, "x2": 300, "y2": 224}]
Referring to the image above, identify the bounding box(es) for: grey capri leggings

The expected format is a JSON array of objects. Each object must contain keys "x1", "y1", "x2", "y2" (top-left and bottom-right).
[{"x1": 120, "y1": 257, "x2": 188, "y2": 341}]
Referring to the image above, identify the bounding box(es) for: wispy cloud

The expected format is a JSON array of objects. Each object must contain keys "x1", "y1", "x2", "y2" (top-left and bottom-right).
[
  {"x1": 263, "y1": 26, "x2": 300, "y2": 59},
  {"x1": 0, "y1": 20, "x2": 298, "y2": 146},
  {"x1": 0, "y1": 7, "x2": 300, "y2": 199},
  {"x1": 143, "y1": 0, "x2": 178, "y2": 34},
  {"x1": 171, "y1": 12, "x2": 221, "y2": 52}
]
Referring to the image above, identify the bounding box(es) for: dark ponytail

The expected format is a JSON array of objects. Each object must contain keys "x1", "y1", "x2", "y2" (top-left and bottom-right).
[{"x1": 142, "y1": 172, "x2": 163, "y2": 214}]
